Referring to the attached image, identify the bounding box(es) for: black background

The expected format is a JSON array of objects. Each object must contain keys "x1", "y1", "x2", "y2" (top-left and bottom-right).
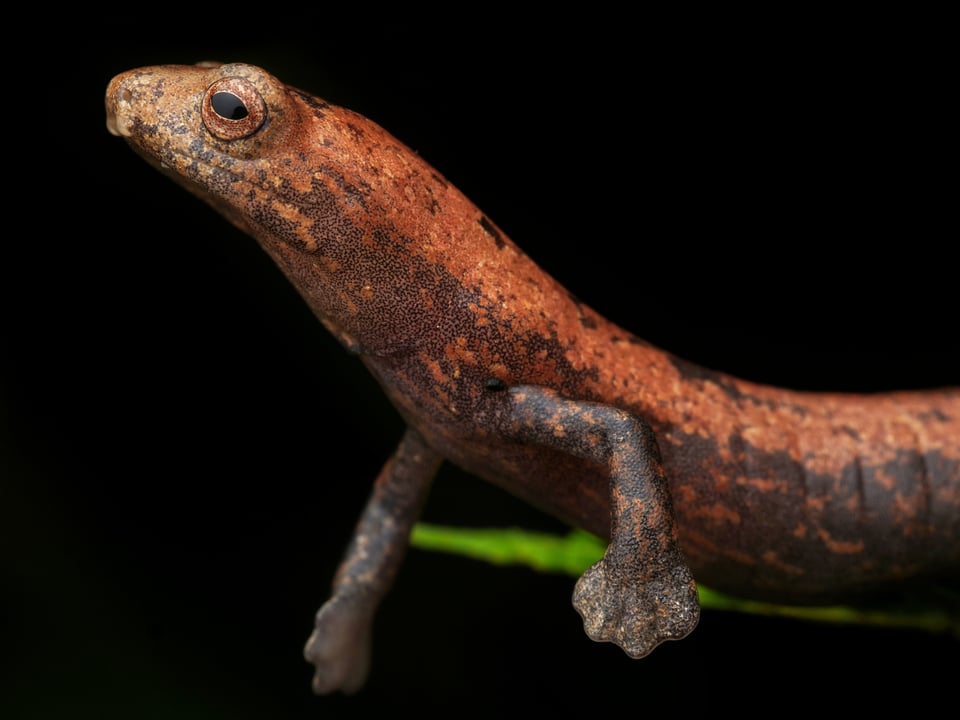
[{"x1": 8, "y1": 12, "x2": 957, "y2": 718}]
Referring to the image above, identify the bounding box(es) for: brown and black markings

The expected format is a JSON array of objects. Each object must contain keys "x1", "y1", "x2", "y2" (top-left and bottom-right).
[{"x1": 105, "y1": 61, "x2": 960, "y2": 695}]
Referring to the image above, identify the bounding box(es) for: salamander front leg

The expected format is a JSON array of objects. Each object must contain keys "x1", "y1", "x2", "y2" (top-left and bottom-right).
[
  {"x1": 304, "y1": 427, "x2": 442, "y2": 694},
  {"x1": 497, "y1": 385, "x2": 700, "y2": 658}
]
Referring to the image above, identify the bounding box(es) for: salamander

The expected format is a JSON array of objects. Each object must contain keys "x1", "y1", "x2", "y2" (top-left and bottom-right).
[{"x1": 105, "y1": 61, "x2": 960, "y2": 694}]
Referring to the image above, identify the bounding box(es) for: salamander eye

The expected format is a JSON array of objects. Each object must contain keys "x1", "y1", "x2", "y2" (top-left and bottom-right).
[{"x1": 202, "y1": 77, "x2": 267, "y2": 141}]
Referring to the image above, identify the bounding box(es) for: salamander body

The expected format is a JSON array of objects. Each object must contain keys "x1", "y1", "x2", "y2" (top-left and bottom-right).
[{"x1": 105, "y1": 62, "x2": 960, "y2": 694}]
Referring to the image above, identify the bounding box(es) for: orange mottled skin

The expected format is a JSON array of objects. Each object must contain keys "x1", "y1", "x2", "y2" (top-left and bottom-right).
[{"x1": 106, "y1": 62, "x2": 960, "y2": 694}]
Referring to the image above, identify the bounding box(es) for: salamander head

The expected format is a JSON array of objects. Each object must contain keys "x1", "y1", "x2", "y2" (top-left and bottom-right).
[
  {"x1": 105, "y1": 62, "x2": 448, "y2": 354},
  {"x1": 105, "y1": 62, "x2": 307, "y2": 238}
]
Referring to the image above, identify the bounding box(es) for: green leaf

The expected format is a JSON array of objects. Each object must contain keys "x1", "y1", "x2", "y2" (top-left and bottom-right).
[
  {"x1": 410, "y1": 524, "x2": 605, "y2": 576},
  {"x1": 410, "y1": 523, "x2": 960, "y2": 635}
]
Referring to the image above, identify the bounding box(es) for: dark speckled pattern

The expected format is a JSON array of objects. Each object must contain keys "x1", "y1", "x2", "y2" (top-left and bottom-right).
[{"x1": 106, "y1": 62, "x2": 960, "y2": 693}]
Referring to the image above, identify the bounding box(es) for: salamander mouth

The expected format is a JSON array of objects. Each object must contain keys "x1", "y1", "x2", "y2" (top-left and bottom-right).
[
  {"x1": 105, "y1": 110, "x2": 124, "y2": 138},
  {"x1": 111, "y1": 134, "x2": 266, "y2": 239},
  {"x1": 119, "y1": 126, "x2": 275, "y2": 207}
]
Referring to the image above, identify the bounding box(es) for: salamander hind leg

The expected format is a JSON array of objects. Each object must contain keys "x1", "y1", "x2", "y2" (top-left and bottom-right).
[
  {"x1": 304, "y1": 427, "x2": 442, "y2": 693},
  {"x1": 496, "y1": 385, "x2": 700, "y2": 657}
]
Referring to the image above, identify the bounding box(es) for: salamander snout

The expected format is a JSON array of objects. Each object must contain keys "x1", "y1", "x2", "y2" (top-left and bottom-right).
[{"x1": 105, "y1": 70, "x2": 153, "y2": 139}]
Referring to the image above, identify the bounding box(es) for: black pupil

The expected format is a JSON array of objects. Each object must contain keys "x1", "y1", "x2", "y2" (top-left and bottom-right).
[{"x1": 211, "y1": 92, "x2": 249, "y2": 120}]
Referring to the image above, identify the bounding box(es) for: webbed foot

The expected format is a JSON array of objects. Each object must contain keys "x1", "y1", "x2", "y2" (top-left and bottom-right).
[{"x1": 573, "y1": 553, "x2": 699, "y2": 657}]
